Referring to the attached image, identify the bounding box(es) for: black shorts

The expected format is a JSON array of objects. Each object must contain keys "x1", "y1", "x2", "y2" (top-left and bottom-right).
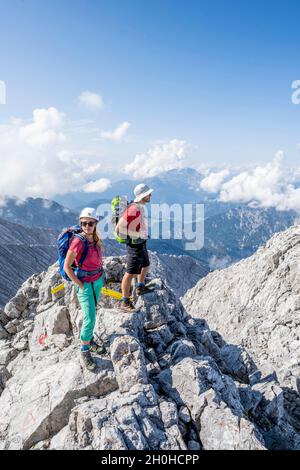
[{"x1": 126, "y1": 240, "x2": 150, "y2": 274}]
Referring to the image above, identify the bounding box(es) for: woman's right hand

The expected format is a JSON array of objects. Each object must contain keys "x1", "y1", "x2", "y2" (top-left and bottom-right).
[{"x1": 77, "y1": 281, "x2": 84, "y2": 290}]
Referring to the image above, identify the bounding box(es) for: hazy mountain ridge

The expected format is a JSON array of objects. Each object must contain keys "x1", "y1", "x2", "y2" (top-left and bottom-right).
[
  {"x1": 0, "y1": 218, "x2": 58, "y2": 308},
  {"x1": 0, "y1": 196, "x2": 77, "y2": 229}
]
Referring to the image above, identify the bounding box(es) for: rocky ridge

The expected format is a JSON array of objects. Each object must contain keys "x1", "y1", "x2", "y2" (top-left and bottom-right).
[
  {"x1": 182, "y1": 225, "x2": 300, "y2": 392},
  {"x1": 0, "y1": 252, "x2": 299, "y2": 449}
]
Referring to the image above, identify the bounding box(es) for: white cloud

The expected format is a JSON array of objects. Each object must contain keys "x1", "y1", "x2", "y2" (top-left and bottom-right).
[
  {"x1": 101, "y1": 121, "x2": 131, "y2": 141},
  {"x1": 214, "y1": 152, "x2": 300, "y2": 212},
  {"x1": 0, "y1": 108, "x2": 107, "y2": 199},
  {"x1": 20, "y1": 107, "x2": 66, "y2": 146},
  {"x1": 124, "y1": 139, "x2": 187, "y2": 179},
  {"x1": 82, "y1": 178, "x2": 111, "y2": 193},
  {"x1": 79, "y1": 91, "x2": 103, "y2": 110},
  {"x1": 200, "y1": 169, "x2": 230, "y2": 192},
  {"x1": 81, "y1": 163, "x2": 103, "y2": 176}
]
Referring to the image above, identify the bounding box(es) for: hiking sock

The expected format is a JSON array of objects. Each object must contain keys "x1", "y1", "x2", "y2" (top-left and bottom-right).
[
  {"x1": 81, "y1": 344, "x2": 90, "y2": 352},
  {"x1": 136, "y1": 282, "x2": 145, "y2": 287},
  {"x1": 121, "y1": 296, "x2": 129, "y2": 302}
]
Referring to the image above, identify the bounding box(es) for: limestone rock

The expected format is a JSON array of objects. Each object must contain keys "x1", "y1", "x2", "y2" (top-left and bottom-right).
[
  {"x1": 182, "y1": 226, "x2": 300, "y2": 393},
  {"x1": 0, "y1": 244, "x2": 299, "y2": 450},
  {"x1": 110, "y1": 335, "x2": 148, "y2": 393},
  {"x1": 182, "y1": 225, "x2": 300, "y2": 444},
  {"x1": 4, "y1": 292, "x2": 28, "y2": 319},
  {"x1": 0, "y1": 345, "x2": 117, "y2": 450}
]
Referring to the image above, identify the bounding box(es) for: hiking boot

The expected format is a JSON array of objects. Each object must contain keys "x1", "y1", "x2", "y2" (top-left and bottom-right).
[
  {"x1": 135, "y1": 284, "x2": 155, "y2": 296},
  {"x1": 81, "y1": 349, "x2": 97, "y2": 371},
  {"x1": 89, "y1": 338, "x2": 106, "y2": 355},
  {"x1": 116, "y1": 298, "x2": 137, "y2": 313}
]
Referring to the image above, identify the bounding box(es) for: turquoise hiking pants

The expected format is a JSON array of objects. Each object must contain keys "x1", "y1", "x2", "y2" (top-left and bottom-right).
[{"x1": 75, "y1": 276, "x2": 104, "y2": 342}]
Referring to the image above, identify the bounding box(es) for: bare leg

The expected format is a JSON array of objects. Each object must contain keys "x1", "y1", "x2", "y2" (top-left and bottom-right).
[
  {"x1": 121, "y1": 272, "x2": 136, "y2": 298},
  {"x1": 137, "y1": 266, "x2": 149, "y2": 284}
]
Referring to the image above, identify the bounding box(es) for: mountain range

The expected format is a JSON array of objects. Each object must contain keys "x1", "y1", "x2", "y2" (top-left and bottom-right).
[
  {"x1": 0, "y1": 196, "x2": 77, "y2": 229},
  {"x1": 0, "y1": 167, "x2": 298, "y2": 305}
]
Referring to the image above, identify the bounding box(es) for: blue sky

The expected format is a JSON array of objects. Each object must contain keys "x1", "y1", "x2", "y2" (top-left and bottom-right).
[{"x1": 1, "y1": 0, "x2": 300, "y2": 202}]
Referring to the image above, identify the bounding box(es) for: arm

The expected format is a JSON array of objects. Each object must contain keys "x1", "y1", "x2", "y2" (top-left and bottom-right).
[{"x1": 64, "y1": 250, "x2": 84, "y2": 289}]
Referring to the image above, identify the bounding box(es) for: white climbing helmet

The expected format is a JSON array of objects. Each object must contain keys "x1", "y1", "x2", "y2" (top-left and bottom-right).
[{"x1": 79, "y1": 207, "x2": 99, "y2": 222}]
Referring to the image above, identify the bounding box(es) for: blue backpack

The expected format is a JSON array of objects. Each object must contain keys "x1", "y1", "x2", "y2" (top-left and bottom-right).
[{"x1": 57, "y1": 225, "x2": 89, "y2": 281}]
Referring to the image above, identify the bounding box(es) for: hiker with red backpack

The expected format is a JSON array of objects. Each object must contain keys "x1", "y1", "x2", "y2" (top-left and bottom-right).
[
  {"x1": 114, "y1": 184, "x2": 155, "y2": 312},
  {"x1": 61, "y1": 208, "x2": 105, "y2": 371}
]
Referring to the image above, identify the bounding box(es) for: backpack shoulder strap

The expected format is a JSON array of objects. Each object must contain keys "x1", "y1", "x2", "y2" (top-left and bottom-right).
[
  {"x1": 126, "y1": 200, "x2": 138, "y2": 212},
  {"x1": 119, "y1": 200, "x2": 134, "y2": 220},
  {"x1": 74, "y1": 233, "x2": 89, "y2": 268}
]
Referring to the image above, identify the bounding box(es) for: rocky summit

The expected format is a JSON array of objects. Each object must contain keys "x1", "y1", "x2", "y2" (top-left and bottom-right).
[{"x1": 0, "y1": 238, "x2": 299, "y2": 450}]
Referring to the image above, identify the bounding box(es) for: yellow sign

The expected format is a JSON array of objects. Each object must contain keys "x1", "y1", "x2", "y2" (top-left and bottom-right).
[
  {"x1": 51, "y1": 284, "x2": 128, "y2": 301},
  {"x1": 101, "y1": 287, "x2": 123, "y2": 300},
  {"x1": 51, "y1": 284, "x2": 65, "y2": 294}
]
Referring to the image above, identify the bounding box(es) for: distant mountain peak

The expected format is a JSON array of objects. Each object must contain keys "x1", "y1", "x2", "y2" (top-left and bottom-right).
[{"x1": 0, "y1": 196, "x2": 77, "y2": 229}]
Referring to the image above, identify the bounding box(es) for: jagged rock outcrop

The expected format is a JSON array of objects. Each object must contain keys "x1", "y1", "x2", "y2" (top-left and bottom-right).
[
  {"x1": 182, "y1": 225, "x2": 300, "y2": 384},
  {"x1": 182, "y1": 225, "x2": 300, "y2": 448},
  {"x1": 0, "y1": 252, "x2": 299, "y2": 449}
]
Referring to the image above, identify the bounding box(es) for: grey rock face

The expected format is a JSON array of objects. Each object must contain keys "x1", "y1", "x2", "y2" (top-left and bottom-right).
[
  {"x1": 0, "y1": 345, "x2": 117, "y2": 450},
  {"x1": 182, "y1": 226, "x2": 300, "y2": 379},
  {"x1": 0, "y1": 324, "x2": 9, "y2": 341},
  {"x1": 199, "y1": 400, "x2": 265, "y2": 450},
  {"x1": 30, "y1": 305, "x2": 71, "y2": 353},
  {"x1": 0, "y1": 246, "x2": 299, "y2": 450},
  {"x1": 4, "y1": 292, "x2": 28, "y2": 319},
  {"x1": 182, "y1": 225, "x2": 300, "y2": 448},
  {"x1": 110, "y1": 335, "x2": 148, "y2": 393},
  {"x1": 49, "y1": 384, "x2": 188, "y2": 451}
]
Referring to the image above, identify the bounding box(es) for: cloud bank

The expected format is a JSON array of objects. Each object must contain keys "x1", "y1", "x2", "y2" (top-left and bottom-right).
[
  {"x1": 200, "y1": 169, "x2": 230, "y2": 192},
  {"x1": 0, "y1": 107, "x2": 110, "y2": 198},
  {"x1": 201, "y1": 152, "x2": 300, "y2": 212},
  {"x1": 124, "y1": 139, "x2": 187, "y2": 179}
]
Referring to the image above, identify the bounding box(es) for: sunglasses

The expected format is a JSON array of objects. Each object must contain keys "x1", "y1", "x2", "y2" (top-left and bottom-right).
[{"x1": 81, "y1": 221, "x2": 96, "y2": 227}]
